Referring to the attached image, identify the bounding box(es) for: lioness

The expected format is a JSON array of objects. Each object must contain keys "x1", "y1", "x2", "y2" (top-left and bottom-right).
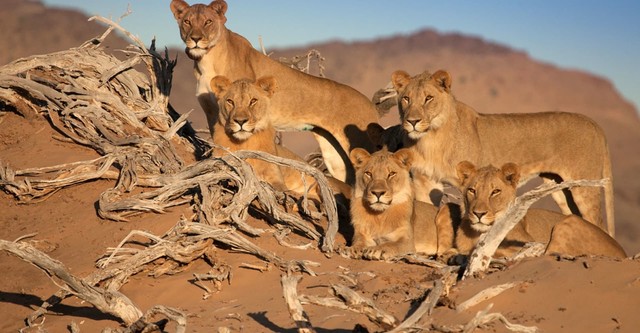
[
  {"x1": 170, "y1": 0, "x2": 380, "y2": 184},
  {"x1": 209, "y1": 75, "x2": 351, "y2": 199},
  {"x1": 453, "y1": 161, "x2": 626, "y2": 259},
  {"x1": 390, "y1": 69, "x2": 615, "y2": 236},
  {"x1": 347, "y1": 148, "x2": 453, "y2": 259}
]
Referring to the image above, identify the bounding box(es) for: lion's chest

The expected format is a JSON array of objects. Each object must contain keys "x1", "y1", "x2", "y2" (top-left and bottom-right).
[
  {"x1": 412, "y1": 139, "x2": 456, "y2": 183},
  {"x1": 194, "y1": 56, "x2": 221, "y2": 102},
  {"x1": 353, "y1": 201, "x2": 412, "y2": 240}
]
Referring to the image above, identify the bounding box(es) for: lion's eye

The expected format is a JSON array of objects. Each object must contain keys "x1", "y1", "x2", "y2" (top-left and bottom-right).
[
  {"x1": 424, "y1": 95, "x2": 433, "y2": 104},
  {"x1": 388, "y1": 171, "x2": 396, "y2": 179},
  {"x1": 204, "y1": 19, "x2": 213, "y2": 26},
  {"x1": 491, "y1": 189, "x2": 501, "y2": 196},
  {"x1": 467, "y1": 188, "x2": 476, "y2": 196},
  {"x1": 183, "y1": 19, "x2": 191, "y2": 26},
  {"x1": 249, "y1": 98, "x2": 258, "y2": 107},
  {"x1": 364, "y1": 171, "x2": 372, "y2": 179},
  {"x1": 402, "y1": 96, "x2": 410, "y2": 104},
  {"x1": 225, "y1": 99, "x2": 234, "y2": 107}
]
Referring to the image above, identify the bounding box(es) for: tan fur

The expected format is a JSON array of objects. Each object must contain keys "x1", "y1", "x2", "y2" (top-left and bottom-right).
[
  {"x1": 171, "y1": 0, "x2": 379, "y2": 184},
  {"x1": 347, "y1": 148, "x2": 452, "y2": 259},
  {"x1": 390, "y1": 69, "x2": 615, "y2": 236},
  {"x1": 210, "y1": 75, "x2": 350, "y2": 201},
  {"x1": 454, "y1": 162, "x2": 626, "y2": 259}
]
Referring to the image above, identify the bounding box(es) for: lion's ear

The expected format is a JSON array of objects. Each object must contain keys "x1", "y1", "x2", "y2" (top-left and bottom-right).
[
  {"x1": 456, "y1": 161, "x2": 476, "y2": 187},
  {"x1": 350, "y1": 148, "x2": 371, "y2": 170},
  {"x1": 393, "y1": 148, "x2": 414, "y2": 169},
  {"x1": 170, "y1": 0, "x2": 189, "y2": 20},
  {"x1": 209, "y1": 0, "x2": 228, "y2": 17},
  {"x1": 432, "y1": 70, "x2": 452, "y2": 92},
  {"x1": 256, "y1": 76, "x2": 278, "y2": 97},
  {"x1": 501, "y1": 163, "x2": 520, "y2": 187},
  {"x1": 210, "y1": 75, "x2": 232, "y2": 96},
  {"x1": 391, "y1": 70, "x2": 411, "y2": 92}
]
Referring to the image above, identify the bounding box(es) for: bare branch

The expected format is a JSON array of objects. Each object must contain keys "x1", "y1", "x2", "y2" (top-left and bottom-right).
[{"x1": 0, "y1": 239, "x2": 143, "y2": 325}]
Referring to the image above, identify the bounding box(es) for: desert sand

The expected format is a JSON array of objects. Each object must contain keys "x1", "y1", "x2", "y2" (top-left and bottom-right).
[{"x1": 1, "y1": 97, "x2": 640, "y2": 333}]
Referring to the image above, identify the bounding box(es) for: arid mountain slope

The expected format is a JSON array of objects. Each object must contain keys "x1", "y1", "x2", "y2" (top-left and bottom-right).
[{"x1": 2, "y1": 1, "x2": 639, "y2": 253}]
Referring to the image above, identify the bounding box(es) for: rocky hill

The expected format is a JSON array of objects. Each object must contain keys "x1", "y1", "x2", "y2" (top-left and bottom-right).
[{"x1": 2, "y1": 0, "x2": 639, "y2": 253}]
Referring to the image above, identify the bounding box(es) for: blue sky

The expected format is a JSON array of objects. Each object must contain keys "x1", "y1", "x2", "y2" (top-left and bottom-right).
[{"x1": 43, "y1": 0, "x2": 640, "y2": 112}]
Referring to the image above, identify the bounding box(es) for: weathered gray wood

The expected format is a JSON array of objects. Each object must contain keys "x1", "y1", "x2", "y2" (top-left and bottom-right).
[{"x1": 0, "y1": 240, "x2": 143, "y2": 325}]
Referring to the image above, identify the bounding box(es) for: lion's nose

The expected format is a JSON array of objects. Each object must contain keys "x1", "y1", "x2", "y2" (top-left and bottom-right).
[
  {"x1": 406, "y1": 119, "x2": 420, "y2": 129},
  {"x1": 191, "y1": 36, "x2": 202, "y2": 43},
  {"x1": 234, "y1": 118, "x2": 248, "y2": 128},
  {"x1": 371, "y1": 190, "x2": 386, "y2": 200},
  {"x1": 473, "y1": 211, "x2": 487, "y2": 220}
]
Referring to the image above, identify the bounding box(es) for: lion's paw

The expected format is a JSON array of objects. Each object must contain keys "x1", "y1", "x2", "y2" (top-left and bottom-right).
[
  {"x1": 338, "y1": 245, "x2": 364, "y2": 259},
  {"x1": 362, "y1": 247, "x2": 393, "y2": 260}
]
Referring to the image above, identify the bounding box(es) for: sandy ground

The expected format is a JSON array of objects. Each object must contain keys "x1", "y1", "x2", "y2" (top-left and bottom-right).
[{"x1": 2, "y1": 112, "x2": 640, "y2": 333}]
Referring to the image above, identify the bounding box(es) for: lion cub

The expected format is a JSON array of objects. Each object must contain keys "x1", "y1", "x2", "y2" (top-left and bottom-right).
[
  {"x1": 210, "y1": 75, "x2": 351, "y2": 202},
  {"x1": 453, "y1": 161, "x2": 626, "y2": 259},
  {"x1": 347, "y1": 148, "x2": 453, "y2": 260},
  {"x1": 209, "y1": 75, "x2": 288, "y2": 190}
]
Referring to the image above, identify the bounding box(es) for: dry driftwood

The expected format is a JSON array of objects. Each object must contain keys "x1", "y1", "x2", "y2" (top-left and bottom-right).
[
  {"x1": 299, "y1": 283, "x2": 399, "y2": 330},
  {"x1": 456, "y1": 281, "x2": 523, "y2": 313},
  {"x1": 278, "y1": 49, "x2": 326, "y2": 78},
  {"x1": 281, "y1": 274, "x2": 316, "y2": 333},
  {"x1": 0, "y1": 13, "x2": 346, "y2": 332},
  {"x1": 386, "y1": 279, "x2": 445, "y2": 333},
  {"x1": 463, "y1": 178, "x2": 609, "y2": 279},
  {"x1": 462, "y1": 304, "x2": 539, "y2": 333},
  {"x1": 0, "y1": 16, "x2": 186, "y2": 203},
  {"x1": 0, "y1": 239, "x2": 143, "y2": 326}
]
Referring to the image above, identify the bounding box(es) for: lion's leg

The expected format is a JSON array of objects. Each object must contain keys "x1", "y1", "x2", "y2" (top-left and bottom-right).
[
  {"x1": 411, "y1": 170, "x2": 444, "y2": 206},
  {"x1": 545, "y1": 215, "x2": 626, "y2": 258},
  {"x1": 434, "y1": 203, "x2": 456, "y2": 255},
  {"x1": 568, "y1": 186, "x2": 605, "y2": 231},
  {"x1": 541, "y1": 177, "x2": 572, "y2": 215},
  {"x1": 542, "y1": 174, "x2": 605, "y2": 232},
  {"x1": 197, "y1": 91, "x2": 219, "y2": 137},
  {"x1": 364, "y1": 235, "x2": 415, "y2": 260},
  {"x1": 311, "y1": 132, "x2": 351, "y2": 184}
]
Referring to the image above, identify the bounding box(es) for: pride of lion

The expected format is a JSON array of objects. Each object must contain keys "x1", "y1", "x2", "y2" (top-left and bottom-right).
[
  {"x1": 170, "y1": 0, "x2": 380, "y2": 185},
  {"x1": 172, "y1": 1, "x2": 625, "y2": 260}
]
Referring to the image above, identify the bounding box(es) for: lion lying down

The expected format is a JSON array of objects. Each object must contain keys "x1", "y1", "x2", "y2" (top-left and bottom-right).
[
  {"x1": 346, "y1": 148, "x2": 453, "y2": 260},
  {"x1": 448, "y1": 161, "x2": 627, "y2": 259},
  {"x1": 209, "y1": 75, "x2": 350, "y2": 201}
]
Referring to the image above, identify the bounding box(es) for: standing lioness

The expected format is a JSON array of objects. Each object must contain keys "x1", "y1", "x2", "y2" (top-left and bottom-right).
[
  {"x1": 170, "y1": 0, "x2": 380, "y2": 184},
  {"x1": 390, "y1": 69, "x2": 615, "y2": 236}
]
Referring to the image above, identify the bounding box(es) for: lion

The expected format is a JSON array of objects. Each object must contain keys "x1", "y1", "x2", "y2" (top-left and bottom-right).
[
  {"x1": 390, "y1": 69, "x2": 615, "y2": 236},
  {"x1": 209, "y1": 75, "x2": 352, "y2": 203},
  {"x1": 346, "y1": 148, "x2": 454, "y2": 260},
  {"x1": 452, "y1": 161, "x2": 626, "y2": 259},
  {"x1": 170, "y1": 0, "x2": 380, "y2": 185}
]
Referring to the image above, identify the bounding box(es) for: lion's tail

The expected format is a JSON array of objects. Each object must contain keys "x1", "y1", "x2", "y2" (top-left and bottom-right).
[{"x1": 603, "y1": 144, "x2": 616, "y2": 237}]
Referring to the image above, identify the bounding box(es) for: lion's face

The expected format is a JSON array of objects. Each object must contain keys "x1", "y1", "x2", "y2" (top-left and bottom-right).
[
  {"x1": 457, "y1": 161, "x2": 521, "y2": 233},
  {"x1": 170, "y1": 0, "x2": 228, "y2": 60},
  {"x1": 391, "y1": 70, "x2": 454, "y2": 140},
  {"x1": 350, "y1": 148, "x2": 414, "y2": 212},
  {"x1": 210, "y1": 76, "x2": 278, "y2": 141}
]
